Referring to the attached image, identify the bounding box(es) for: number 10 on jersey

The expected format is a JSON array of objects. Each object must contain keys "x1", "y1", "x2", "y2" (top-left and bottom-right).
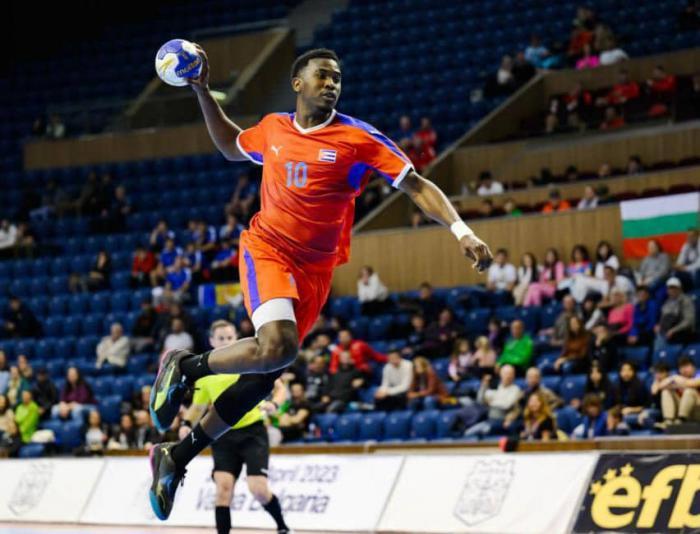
[{"x1": 285, "y1": 161, "x2": 308, "y2": 188}]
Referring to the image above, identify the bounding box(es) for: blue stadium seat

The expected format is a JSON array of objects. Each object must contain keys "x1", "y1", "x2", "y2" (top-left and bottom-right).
[
  {"x1": 652, "y1": 345, "x2": 683, "y2": 369},
  {"x1": 77, "y1": 336, "x2": 98, "y2": 359},
  {"x1": 93, "y1": 376, "x2": 114, "y2": 397},
  {"x1": 313, "y1": 413, "x2": 338, "y2": 441},
  {"x1": 347, "y1": 317, "x2": 369, "y2": 340},
  {"x1": 683, "y1": 343, "x2": 700, "y2": 367},
  {"x1": 382, "y1": 410, "x2": 412, "y2": 441},
  {"x1": 55, "y1": 337, "x2": 77, "y2": 360},
  {"x1": 134, "y1": 374, "x2": 156, "y2": 391},
  {"x1": 89, "y1": 293, "x2": 110, "y2": 314},
  {"x1": 358, "y1": 412, "x2": 385, "y2": 441},
  {"x1": 541, "y1": 375, "x2": 561, "y2": 394},
  {"x1": 49, "y1": 296, "x2": 69, "y2": 316},
  {"x1": 59, "y1": 421, "x2": 85, "y2": 451},
  {"x1": 15, "y1": 339, "x2": 36, "y2": 358},
  {"x1": 435, "y1": 410, "x2": 460, "y2": 439},
  {"x1": 113, "y1": 375, "x2": 135, "y2": 402},
  {"x1": 619, "y1": 346, "x2": 651, "y2": 370},
  {"x1": 556, "y1": 406, "x2": 583, "y2": 435},
  {"x1": 44, "y1": 317, "x2": 64, "y2": 338},
  {"x1": 367, "y1": 315, "x2": 392, "y2": 341},
  {"x1": 333, "y1": 413, "x2": 361, "y2": 441},
  {"x1": 68, "y1": 294, "x2": 90, "y2": 315},
  {"x1": 463, "y1": 308, "x2": 490, "y2": 335},
  {"x1": 432, "y1": 358, "x2": 450, "y2": 381},
  {"x1": 560, "y1": 375, "x2": 586, "y2": 404},
  {"x1": 99, "y1": 395, "x2": 122, "y2": 425},
  {"x1": 19, "y1": 443, "x2": 46, "y2": 458},
  {"x1": 46, "y1": 359, "x2": 65, "y2": 379},
  {"x1": 126, "y1": 354, "x2": 150, "y2": 375},
  {"x1": 81, "y1": 315, "x2": 102, "y2": 336},
  {"x1": 411, "y1": 409, "x2": 439, "y2": 440},
  {"x1": 112, "y1": 272, "x2": 131, "y2": 291},
  {"x1": 35, "y1": 339, "x2": 55, "y2": 360}
]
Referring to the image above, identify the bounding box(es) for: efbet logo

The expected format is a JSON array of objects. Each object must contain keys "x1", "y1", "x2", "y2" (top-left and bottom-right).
[{"x1": 588, "y1": 462, "x2": 700, "y2": 530}]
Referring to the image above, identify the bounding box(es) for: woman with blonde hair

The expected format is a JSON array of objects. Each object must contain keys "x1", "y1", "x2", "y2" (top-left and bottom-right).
[
  {"x1": 472, "y1": 336, "x2": 497, "y2": 377},
  {"x1": 408, "y1": 356, "x2": 449, "y2": 409},
  {"x1": 521, "y1": 391, "x2": 557, "y2": 441}
]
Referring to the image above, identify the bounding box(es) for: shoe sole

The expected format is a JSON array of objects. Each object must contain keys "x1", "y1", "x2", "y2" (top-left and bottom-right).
[
  {"x1": 149, "y1": 350, "x2": 180, "y2": 433},
  {"x1": 148, "y1": 446, "x2": 167, "y2": 521}
]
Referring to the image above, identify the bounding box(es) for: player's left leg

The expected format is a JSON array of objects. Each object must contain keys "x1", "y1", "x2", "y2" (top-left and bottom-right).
[{"x1": 248, "y1": 476, "x2": 290, "y2": 534}]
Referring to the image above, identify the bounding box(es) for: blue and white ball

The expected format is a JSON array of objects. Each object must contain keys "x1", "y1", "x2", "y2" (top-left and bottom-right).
[{"x1": 155, "y1": 39, "x2": 203, "y2": 87}]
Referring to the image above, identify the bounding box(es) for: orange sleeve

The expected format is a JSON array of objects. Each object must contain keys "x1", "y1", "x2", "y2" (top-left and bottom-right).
[
  {"x1": 235, "y1": 116, "x2": 270, "y2": 166},
  {"x1": 354, "y1": 128, "x2": 414, "y2": 189}
]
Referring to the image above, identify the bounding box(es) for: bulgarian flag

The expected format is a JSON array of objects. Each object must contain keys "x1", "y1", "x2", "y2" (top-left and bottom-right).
[{"x1": 621, "y1": 192, "x2": 699, "y2": 259}]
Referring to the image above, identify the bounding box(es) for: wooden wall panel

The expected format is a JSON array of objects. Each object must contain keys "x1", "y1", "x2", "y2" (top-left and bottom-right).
[{"x1": 333, "y1": 205, "x2": 621, "y2": 295}]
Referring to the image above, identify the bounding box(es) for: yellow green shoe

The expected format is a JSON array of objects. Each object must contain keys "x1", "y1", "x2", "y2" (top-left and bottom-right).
[{"x1": 149, "y1": 349, "x2": 193, "y2": 432}]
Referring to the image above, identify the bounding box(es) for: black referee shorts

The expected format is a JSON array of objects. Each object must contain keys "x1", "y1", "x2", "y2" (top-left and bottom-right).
[{"x1": 211, "y1": 421, "x2": 269, "y2": 479}]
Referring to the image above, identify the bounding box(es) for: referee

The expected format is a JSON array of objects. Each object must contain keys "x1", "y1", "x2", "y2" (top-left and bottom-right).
[{"x1": 180, "y1": 319, "x2": 291, "y2": 534}]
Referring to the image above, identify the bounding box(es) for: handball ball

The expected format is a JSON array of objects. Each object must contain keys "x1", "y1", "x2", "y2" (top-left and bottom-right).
[{"x1": 155, "y1": 39, "x2": 202, "y2": 87}]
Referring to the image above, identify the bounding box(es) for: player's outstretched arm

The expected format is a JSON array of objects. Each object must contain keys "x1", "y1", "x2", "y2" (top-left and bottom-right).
[
  {"x1": 398, "y1": 171, "x2": 493, "y2": 272},
  {"x1": 187, "y1": 43, "x2": 247, "y2": 162}
]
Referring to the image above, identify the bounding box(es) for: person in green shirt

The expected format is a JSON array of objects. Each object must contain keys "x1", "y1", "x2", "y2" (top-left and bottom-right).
[
  {"x1": 178, "y1": 320, "x2": 290, "y2": 534},
  {"x1": 15, "y1": 390, "x2": 39, "y2": 443},
  {"x1": 503, "y1": 198, "x2": 522, "y2": 217},
  {"x1": 497, "y1": 320, "x2": 534, "y2": 374}
]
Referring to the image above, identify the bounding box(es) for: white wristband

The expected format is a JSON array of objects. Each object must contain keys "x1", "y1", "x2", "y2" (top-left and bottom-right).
[{"x1": 450, "y1": 220, "x2": 474, "y2": 241}]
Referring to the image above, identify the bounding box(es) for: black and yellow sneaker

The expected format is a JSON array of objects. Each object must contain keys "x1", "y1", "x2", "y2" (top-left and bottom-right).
[
  {"x1": 149, "y1": 442, "x2": 186, "y2": 521},
  {"x1": 149, "y1": 349, "x2": 193, "y2": 432}
]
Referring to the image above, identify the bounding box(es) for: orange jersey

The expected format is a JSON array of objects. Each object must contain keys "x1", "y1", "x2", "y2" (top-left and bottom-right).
[{"x1": 236, "y1": 110, "x2": 413, "y2": 271}]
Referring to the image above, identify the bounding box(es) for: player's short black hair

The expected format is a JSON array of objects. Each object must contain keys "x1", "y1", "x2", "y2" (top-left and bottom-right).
[{"x1": 291, "y1": 48, "x2": 340, "y2": 80}]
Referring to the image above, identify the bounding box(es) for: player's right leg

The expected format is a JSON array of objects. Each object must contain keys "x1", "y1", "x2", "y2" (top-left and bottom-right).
[{"x1": 213, "y1": 471, "x2": 235, "y2": 534}]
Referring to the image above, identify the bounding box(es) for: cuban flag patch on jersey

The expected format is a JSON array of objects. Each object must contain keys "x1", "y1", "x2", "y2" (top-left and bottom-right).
[{"x1": 318, "y1": 149, "x2": 337, "y2": 163}]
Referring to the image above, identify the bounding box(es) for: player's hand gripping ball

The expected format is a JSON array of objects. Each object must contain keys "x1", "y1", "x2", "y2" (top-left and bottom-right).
[{"x1": 155, "y1": 39, "x2": 203, "y2": 87}]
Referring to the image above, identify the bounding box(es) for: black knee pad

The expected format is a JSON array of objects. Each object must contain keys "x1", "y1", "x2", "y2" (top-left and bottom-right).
[{"x1": 213, "y1": 371, "x2": 283, "y2": 427}]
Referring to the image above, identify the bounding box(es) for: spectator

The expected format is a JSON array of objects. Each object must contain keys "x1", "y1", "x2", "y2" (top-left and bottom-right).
[
  {"x1": 95, "y1": 185, "x2": 131, "y2": 233},
  {"x1": 487, "y1": 248, "x2": 517, "y2": 294},
  {"x1": 489, "y1": 318, "x2": 508, "y2": 350},
  {"x1": 324, "y1": 350, "x2": 364, "y2": 413},
  {"x1": 598, "y1": 38, "x2": 628, "y2": 66},
  {"x1": 375, "y1": 351, "x2": 413, "y2": 411},
  {"x1": 638, "y1": 239, "x2": 671, "y2": 290},
  {"x1": 6, "y1": 366, "x2": 30, "y2": 408},
  {"x1": 407, "y1": 134, "x2": 436, "y2": 173},
  {"x1": 32, "y1": 367, "x2": 58, "y2": 421},
  {"x1": 497, "y1": 320, "x2": 534, "y2": 374},
  {"x1": 84, "y1": 410, "x2": 109, "y2": 455},
  {"x1": 416, "y1": 117, "x2": 437, "y2": 150},
  {"x1": 210, "y1": 238, "x2": 237, "y2": 282},
  {"x1": 485, "y1": 55, "x2": 515, "y2": 96},
  {"x1": 573, "y1": 393, "x2": 609, "y2": 438},
  {"x1": 654, "y1": 277, "x2": 696, "y2": 350},
  {"x1": 154, "y1": 256, "x2": 192, "y2": 305},
  {"x1": 541, "y1": 189, "x2": 571, "y2": 213},
  {"x1": 357, "y1": 266, "x2": 389, "y2": 315},
  {"x1": 30, "y1": 179, "x2": 69, "y2": 221},
  {"x1": 524, "y1": 248, "x2": 565, "y2": 307},
  {"x1": 0, "y1": 419, "x2": 21, "y2": 457},
  {"x1": 513, "y1": 253, "x2": 538, "y2": 306},
  {"x1": 149, "y1": 219, "x2": 175, "y2": 253},
  {"x1": 575, "y1": 43, "x2": 599, "y2": 69},
  {"x1": 131, "y1": 300, "x2": 158, "y2": 352},
  {"x1": 422, "y1": 308, "x2": 464, "y2": 359},
  {"x1": 0, "y1": 394, "x2": 15, "y2": 438},
  {"x1": 596, "y1": 70, "x2": 639, "y2": 107},
  {"x1": 605, "y1": 406, "x2": 631, "y2": 436},
  {"x1": 646, "y1": 65, "x2": 677, "y2": 117},
  {"x1": 545, "y1": 295, "x2": 579, "y2": 348},
  {"x1": 86, "y1": 250, "x2": 112, "y2": 292},
  {"x1": 597, "y1": 162, "x2": 612, "y2": 179},
  {"x1": 657, "y1": 357, "x2": 700, "y2": 425},
  {"x1": 644, "y1": 363, "x2": 671, "y2": 427},
  {"x1": 45, "y1": 114, "x2": 66, "y2": 139},
  {"x1": 96, "y1": 323, "x2": 130, "y2": 369},
  {"x1": 15, "y1": 390, "x2": 39, "y2": 443},
  {"x1": 448, "y1": 339, "x2": 473, "y2": 383},
  {"x1": 278, "y1": 383, "x2": 311, "y2": 442},
  {"x1": 512, "y1": 51, "x2": 536, "y2": 87},
  {"x1": 108, "y1": 413, "x2": 137, "y2": 450},
  {"x1": 472, "y1": 336, "x2": 497, "y2": 375},
  {"x1": 476, "y1": 171, "x2": 504, "y2": 196},
  {"x1": 521, "y1": 391, "x2": 557, "y2": 441},
  {"x1": 465, "y1": 365, "x2": 522, "y2": 437},
  {"x1": 678, "y1": 0, "x2": 700, "y2": 31},
  {"x1": 577, "y1": 185, "x2": 599, "y2": 210},
  {"x1": 584, "y1": 361, "x2": 618, "y2": 409},
  {"x1": 606, "y1": 288, "x2": 634, "y2": 344},
  {"x1": 2, "y1": 296, "x2": 41, "y2": 338},
  {"x1": 17, "y1": 354, "x2": 33, "y2": 382},
  {"x1": 676, "y1": 229, "x2": 700, "y2": 276},
  {"x1": 329, "y1": 330, "x2": 387, "y2": 375},
  {"x1": 407, "y1": 357, "x2": 449, "y2": 409},
  {"x1": 600, "y1": 106, "x2": 625, "y2": 130},
  {"x1": 628, "y1": 286, "x2": 659, "y2": 347},
  {"x1": 521, "y1": 367, "x2": 562, "y2": 410},
  {"x1": 559, "y1": 83, "x2": 594, "y2": 132},
  {"x1": 571, "y1": 264, "x2": 633, "y2": 306},
  {"x1": 479, "y1": 198, "x2": 495, "y2": 218},
  {"x1": 554, "y1": 316, "x2": 590, "y2": 374},
  {"x1": 616, "y1": 361, "x2": 647, "y2": 418},
  {"x1": 396, "y1": 115, "x2": 414, "y2": 146},
  {"x1": 503, "y1": 198, "x2": 522, "y2": 217},
  {"x1": 413, "y1": 282, "x2": 442, "y2": 324},
  {"x1": 219, "y1": 213, "x2": 244, "y2": 245},
  {"x1": 228, "y1": 174, "x2": 259, "y2": 221},
  {"x1": 568, "y1": 10, "x2": 595, "y2": 61},
  {"x1": 134, "y1": 410, "x2": 159, "y2": 450},
  {"x1": 304, "y1": 356, "x2": 330, "y2": 413},
  {"x1": 52, "y1": 367, "x2": 95, "y2": 422},
  {"x1": 404, "y1": 314, "x2": 427, "y2": 357},
  {"x1": 131, "y1": 246, "x2": 157, "y2": 288},
  {"x1": 0, "y1": 351, "x2": 8, "y2": 395},
  {"x1": 524, "y1": 34, "x2": 551, "y2": 69},
  {"x1": 163, "y1": 318, "x2": 195, "y2": 352},
  {"x1": 590, "y1": 324, "x2": 618, "y2": 373},
  {"x1": 183, "y1": 243, "x2": 204, "y2": 284}
]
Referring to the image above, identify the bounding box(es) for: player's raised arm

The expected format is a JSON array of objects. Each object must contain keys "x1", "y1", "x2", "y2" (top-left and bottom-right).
[
  {"x1": 187, "y1": 43, "x2": 247, "y2": 162},
  {"x1": 398, "y1": 170, "x2": 493, "y2": 272}
]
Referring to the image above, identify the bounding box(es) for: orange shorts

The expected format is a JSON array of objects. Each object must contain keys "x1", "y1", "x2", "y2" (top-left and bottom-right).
[{"x1": 238, "y1": 230, "x2": 333, "y2": 342}]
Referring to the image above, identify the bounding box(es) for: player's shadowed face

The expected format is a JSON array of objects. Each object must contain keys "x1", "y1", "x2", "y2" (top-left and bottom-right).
[{"x1": 293, "y1": 58, "x2": 341, "y2": 113}]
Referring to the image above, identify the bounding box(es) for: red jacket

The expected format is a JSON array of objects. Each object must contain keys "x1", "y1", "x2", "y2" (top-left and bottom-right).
[
  {"x1": 649, "y1": 75, "x2": 677, "y2": 95},
  {"x1": 132, "y1": 251, "x2": 157, "y2": 274},
  {"x1": 329, "y1": 340, "x2": 387, "y2": 374},
  {"x1": 606, "y1": 81, "x2": 640, "y2": 105}
]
